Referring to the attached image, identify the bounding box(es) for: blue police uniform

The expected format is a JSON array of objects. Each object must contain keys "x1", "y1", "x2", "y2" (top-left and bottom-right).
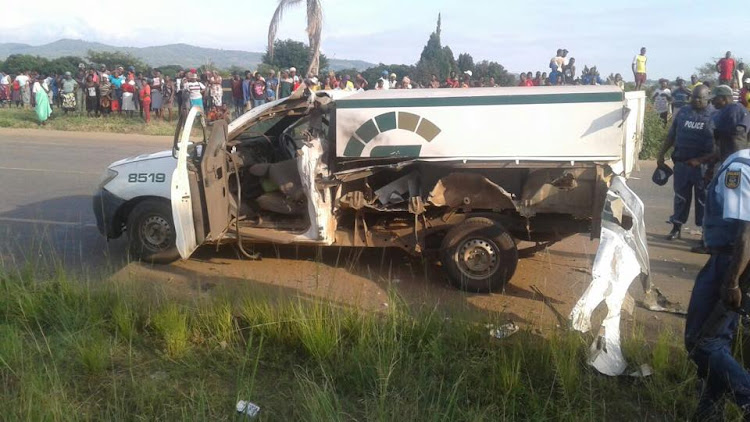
[
  {"x1": 667, "y1": 105, "x2": 715, "y2": 226},
  {"x1": 684, "y1": 148, "x2": 750, "y2": 412}
]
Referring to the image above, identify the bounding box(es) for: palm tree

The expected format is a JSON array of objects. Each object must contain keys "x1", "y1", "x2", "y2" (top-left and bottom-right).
[{"x1": 268, "y1": 0, "x2": 323, "y2": 76}]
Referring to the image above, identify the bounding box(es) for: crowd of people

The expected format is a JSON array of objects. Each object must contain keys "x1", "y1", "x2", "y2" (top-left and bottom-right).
[
  {"x1": 0, "y1": 64, "x2": 185, "y2": 124},
  {"x1": 643, "y1": 52, "x2": 750, "y2": 126},
  {"x1": 1, "y1": 49, "x2": 749, "y2": 128}
]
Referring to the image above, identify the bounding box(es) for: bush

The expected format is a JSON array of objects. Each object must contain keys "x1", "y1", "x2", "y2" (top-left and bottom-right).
[{"x1": 640, "y1": 105, "x2": 669, "y2": 160}]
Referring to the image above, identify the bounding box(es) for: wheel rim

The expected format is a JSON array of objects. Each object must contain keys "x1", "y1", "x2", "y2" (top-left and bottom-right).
[
  {"x1": 456, "y1": 238, "x2": 500, "y2": 280},
  {"x1": 141, "y1": 215, "x2": 173, "y2": 251}
]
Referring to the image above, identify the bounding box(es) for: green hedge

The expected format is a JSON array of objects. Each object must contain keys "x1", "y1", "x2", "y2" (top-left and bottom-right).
[{"x1": 639, "y1": 104, "x2": 669, "y2": 160}]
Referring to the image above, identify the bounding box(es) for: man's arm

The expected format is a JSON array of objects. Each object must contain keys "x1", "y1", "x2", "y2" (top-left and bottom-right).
[
  {"x1": 631, "y1": 57, "x2": 637, "y2": 75},
  {"x1": 656, "y1": 126, "x2": 676, "y2": 165},
  {"x1": 723, "y1": 223, "x2": 750, "y2": 309}
]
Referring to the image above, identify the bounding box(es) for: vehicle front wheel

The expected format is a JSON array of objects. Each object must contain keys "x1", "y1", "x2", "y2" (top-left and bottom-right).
[
  {"x1": 127, "y1": 200, "x2": 179, "y2": 264},
  {"x1": 440, "y1": 217, "x2": 518, "y2": 293}
]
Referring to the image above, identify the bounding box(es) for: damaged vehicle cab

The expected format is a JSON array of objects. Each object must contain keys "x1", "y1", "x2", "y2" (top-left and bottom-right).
[{"x1": 94, "y1": 86, "x2": 645, "y2": 292}]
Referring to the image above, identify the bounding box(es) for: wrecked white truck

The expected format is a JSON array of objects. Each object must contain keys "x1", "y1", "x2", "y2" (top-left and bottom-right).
[{"x1": 93, "y1": 86, "x2": 646, "y2": 292}]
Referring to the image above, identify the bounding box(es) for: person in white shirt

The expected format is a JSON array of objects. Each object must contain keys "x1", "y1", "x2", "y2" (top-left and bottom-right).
[
  {"x1": 0, "y1": 72, "x2": 10, "y2": 106},
  {"x1": 388, "y1": 73, "x2": 397, "y2": 89},
  {"x1": 378, "y1": 70, "x2": 390, "y2": 90},
  {"x1": 184, "y1": 72, "x2": 206, "y2": 111},
  {"x1": 15, "y1": 72, "x2": 31, "y2": 107},
  {"x1": 652, "y1": 78, "x2": 673, "y2": 125},
  {"x1": 736, "y1": 63, "x2": 745, "y2": 90}
]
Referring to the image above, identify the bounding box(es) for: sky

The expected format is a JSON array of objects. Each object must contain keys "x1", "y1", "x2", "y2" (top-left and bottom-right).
[{"x1": 2, "y1": 0, "x2": 749, "y2": 78}]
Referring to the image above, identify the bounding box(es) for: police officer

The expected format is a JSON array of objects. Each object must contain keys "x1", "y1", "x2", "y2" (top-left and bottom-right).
[
  {"x1": 657, "y1": 84, "x2": 715, "y2": 241},
  {"x1": 684, "y1": 84, "x2": 750, "y2": 420}
]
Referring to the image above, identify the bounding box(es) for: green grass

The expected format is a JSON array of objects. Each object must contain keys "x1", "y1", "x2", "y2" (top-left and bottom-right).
[
  {"x1": 0, "y1": 106, "x2": 176, "y2": 136},
  {"x1": 0, "y1": 266, "x2": 742, "y2": 421}
]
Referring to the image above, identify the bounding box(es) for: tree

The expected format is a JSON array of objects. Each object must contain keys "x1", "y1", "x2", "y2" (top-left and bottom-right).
[
  {"x1": 86, "y1": 50, "x2": 147, "y2": 71},
  {"x1": 268, "y1": 0, "x2": 323, "y2": 76},
  {"x1": 695, "y1": 61, "x2": 718, "y2": 84},
  {"x1": 262, "y1": 39, "x2": 328, "y2": 76},
  {"x1": 1, "y1": 54, "x2": 48, "y2": 75},
  {"x1": 359, "y1": 63, "x2": 417, "y2": 87},
  {"x1": 157, "y1": 65, "x2": 184, "y2": 78},
  {"x1": 46, "y1": 56, "x2": 86, "y2": 75},
  {"x1": 457, "y1": 53, "x2": 475, "y2": 74},
  {"x1": 415, "y1": 14, "x2": 457, "y2": 85},
  {"x1": 473, "y1": 60, "x2": 515, "y2": 87}
]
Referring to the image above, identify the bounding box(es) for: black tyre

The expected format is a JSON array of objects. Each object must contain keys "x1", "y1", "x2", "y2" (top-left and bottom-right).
[
  {"x1": 127, "y1": 200, "x2": 179, "y2": 264},
  {"x1": 440, "y1": 217, "x2": 518, "y2": 293}
]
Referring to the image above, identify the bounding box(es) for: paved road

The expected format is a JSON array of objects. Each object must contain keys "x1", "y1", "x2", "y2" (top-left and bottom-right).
[
  {"x1": 0, "y1": 129, "x2": 173, "y2": 271},
  {"x1": 0, "y1": 128, "x2": 706, "y2": 333}
]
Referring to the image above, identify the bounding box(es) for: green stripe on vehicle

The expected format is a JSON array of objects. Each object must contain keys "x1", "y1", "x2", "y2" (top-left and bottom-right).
[
  {"x1": 337, "y1": 92, "x2": 623, "y2": 109},
  {"x1": 370, "y1": 145, "x2": 423, "y2": 158}
]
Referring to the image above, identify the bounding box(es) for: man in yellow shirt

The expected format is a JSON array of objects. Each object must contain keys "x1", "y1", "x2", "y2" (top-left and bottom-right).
[
  {"x1": 632, "y1": 47, "x2": 647, "y2": 90},
  {"x1": 688, "y1": 74, "x2": 703, "y2": 91}
]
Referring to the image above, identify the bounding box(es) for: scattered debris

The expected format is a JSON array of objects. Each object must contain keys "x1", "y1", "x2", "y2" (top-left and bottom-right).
[
  {"x1": 642, "y1": 287, "x2": 686, "y2": 315},
  {"x1": 629, "y1": 364, "x2": 654, "y2": 378},
  {"x1": 149, "y1": 371, "x2": 167, "y2": 381},
  {"x1": 490, "y1": 322, "x2": 519, "y2": 340},
  {"x1": 236, "y1": 400, "x2": 260, "y2": 418}
]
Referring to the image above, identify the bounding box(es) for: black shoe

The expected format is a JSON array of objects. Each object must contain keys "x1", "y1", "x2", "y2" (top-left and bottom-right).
[
  {"x1": 666, "y1": 226, "x2": 682, "y2": 241},
  {"x1": 691, "y1": 244, "x2": 710, "y2": 254}
]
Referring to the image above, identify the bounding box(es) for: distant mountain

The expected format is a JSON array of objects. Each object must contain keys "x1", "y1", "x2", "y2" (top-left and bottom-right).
[{"x1": 0, "y1": 39, "x2": 375, "y2": 72}]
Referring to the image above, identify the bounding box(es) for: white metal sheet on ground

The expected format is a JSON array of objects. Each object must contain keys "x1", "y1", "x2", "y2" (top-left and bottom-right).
[{"x1": 569, "y1": 176, "x2": 650, "y2": 376}]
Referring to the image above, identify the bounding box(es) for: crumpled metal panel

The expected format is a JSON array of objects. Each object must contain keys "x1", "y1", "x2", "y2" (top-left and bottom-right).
[
  {"x1": 569, "y1": 176, "x2": 650, "y2": 376},
  {"x1": 427, "y1": 173, "x2": 515, "y2": 210}
]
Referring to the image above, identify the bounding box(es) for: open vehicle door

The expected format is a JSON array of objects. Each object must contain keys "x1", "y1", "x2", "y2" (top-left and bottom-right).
[{"x1": 171, "y1": 106, "x2": 205, "y2": 259}]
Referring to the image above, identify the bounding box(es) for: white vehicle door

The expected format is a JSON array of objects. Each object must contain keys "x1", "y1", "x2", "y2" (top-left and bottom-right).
[{"x1": 171, "y1": 106, "x2": 206, "y2": 259}]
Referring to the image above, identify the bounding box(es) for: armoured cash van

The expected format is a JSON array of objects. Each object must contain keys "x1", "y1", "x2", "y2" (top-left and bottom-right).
[{"x1": 93, "y1": 86, "x2": 646, "y2": 292}]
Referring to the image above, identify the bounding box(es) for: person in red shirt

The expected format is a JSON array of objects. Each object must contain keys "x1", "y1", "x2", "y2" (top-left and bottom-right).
[
  {"x1": 139, "y1": 81, "x2": 151, "y2": 123},
  {"x1": 716, "y1": 51, "x2": 736, "y2": 85},
  {"x1": 519, "y1": 73, "x2": 534, "y2": 87},
  {"x1": 444, "y1": 71, "x2": 460, "y2": 88},
  {"x1": 518, "y1": 73, "x2": 527, "y2": 87}
]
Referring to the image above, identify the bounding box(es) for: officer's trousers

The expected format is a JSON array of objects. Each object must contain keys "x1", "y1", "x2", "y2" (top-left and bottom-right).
[
  {"x1": 685, "y1": 254, "x2": 750, "y2": 412},
  {"x1": 670, "y1": 161, "x2": 705, "y2": 226}
]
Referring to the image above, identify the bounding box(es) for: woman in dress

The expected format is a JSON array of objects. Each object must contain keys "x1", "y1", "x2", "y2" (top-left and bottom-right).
[
  {"x1": 99, "y1": 72, "x2": 112, "y2": 117},
  {"x1": 121, "y1": 74, "x2": 137, "y2": 118},
  {"x1": 0, "y1": 72, "x2": 10, "y2": 106},
  {"x1": 150, "y1": 70, "x2": 164, "y2": 119},
  {"x1": 11, "y1": 77, "x2": 21, "y2": 107},
  {"x1": 139, "y1": 81, "x2": 151, "y2": 123},
  {"x1": 61, "y1": 72, "x2": 78, "y2": 113},
  {"x1": 209, "y1": 71, "x2": 223, "y2": 107},
  {"x1": 33, "y1": 75, "x2": 52, "y2": 125}
]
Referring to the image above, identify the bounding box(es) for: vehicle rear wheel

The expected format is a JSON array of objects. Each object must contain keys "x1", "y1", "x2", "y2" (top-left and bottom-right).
[
  {"x1": 440, "y1": 217, "x2": 518, "y2": 293},
  {"x1": 127, "y1": 200, "x2": 179, "y2": 264}
]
